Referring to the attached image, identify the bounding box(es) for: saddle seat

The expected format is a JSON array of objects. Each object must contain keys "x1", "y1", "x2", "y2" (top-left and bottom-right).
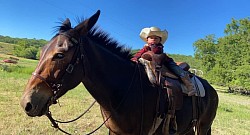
[{"x1": 140, "y1": 51, "x2": 190, "y2": 80}]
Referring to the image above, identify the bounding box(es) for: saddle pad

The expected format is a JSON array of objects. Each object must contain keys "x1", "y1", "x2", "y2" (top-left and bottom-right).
[
  {"x1": 139, "y1": 58, "x2": 157, "y2": 84},
  {"x1": 181, "y1": 76, "x2": 205, "y2": 97}
]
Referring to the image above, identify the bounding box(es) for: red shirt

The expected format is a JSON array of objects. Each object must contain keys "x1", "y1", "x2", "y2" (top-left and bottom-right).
[{"x1": 131, "y1": 43, "x2": 173, "y2": 62}]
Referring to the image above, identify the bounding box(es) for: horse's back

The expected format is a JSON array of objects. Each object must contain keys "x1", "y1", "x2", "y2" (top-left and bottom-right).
[{"x1": 175, "y1": 76, "x2": 218, "y2": 134}]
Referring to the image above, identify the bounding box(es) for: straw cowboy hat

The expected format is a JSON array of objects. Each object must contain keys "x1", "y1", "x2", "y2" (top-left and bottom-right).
[{"x1": 139, "y1": 27, "x2": 168, "y2": 44}]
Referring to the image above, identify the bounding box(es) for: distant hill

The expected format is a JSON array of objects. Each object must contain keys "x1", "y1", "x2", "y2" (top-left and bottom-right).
[
  {"x1": 0, "y1": 42, "x2": 17, "y2": 55},
  {"x1": 0, "y1": 35, "x2": 47, "y2": 48}
]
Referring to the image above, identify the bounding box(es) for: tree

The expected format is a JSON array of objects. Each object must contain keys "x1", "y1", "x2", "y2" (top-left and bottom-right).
[
  {"x1": 193, "y1": 17, "x2": 250, "y2": 92},
  {"x1": 193, "y1": 34, "x2": 217, "y2": 72}
]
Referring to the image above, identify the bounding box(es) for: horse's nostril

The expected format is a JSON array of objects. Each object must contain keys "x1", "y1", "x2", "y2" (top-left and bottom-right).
[{"x1": 25, "y1": 102, "x2": 33, "y2": 112}]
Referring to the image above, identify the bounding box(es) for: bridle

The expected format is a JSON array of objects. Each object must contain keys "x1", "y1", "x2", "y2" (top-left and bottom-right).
[
  {"x1": 31, "y1": 32, "x2": 145, "y2": 135},
  {"x1": 31, "y1": 32, "x2": 94, "y2": 134},
  {"x1": 32, "y1": 32, "x2": 85, "y2": 104}
]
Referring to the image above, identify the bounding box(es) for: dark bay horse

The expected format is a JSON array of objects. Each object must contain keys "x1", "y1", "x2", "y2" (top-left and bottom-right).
[{"x1": 20, "y1": 10, "x2": 218, "y2": 135}]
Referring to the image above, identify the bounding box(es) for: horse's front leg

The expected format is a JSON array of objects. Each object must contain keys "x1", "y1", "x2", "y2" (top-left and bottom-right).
[{"x1": 184, "y1": 129, "x2": 195, "y2": 135}]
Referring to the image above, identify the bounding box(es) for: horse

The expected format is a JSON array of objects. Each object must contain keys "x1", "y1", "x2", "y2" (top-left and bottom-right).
[{"x1": 20, "y1": 10, "x2": 218, "y2": 135}]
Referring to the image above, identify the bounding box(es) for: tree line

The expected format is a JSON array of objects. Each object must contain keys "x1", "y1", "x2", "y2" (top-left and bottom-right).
[
  {"x1": 193, "y1": 17, "x2": 250, "y2": 93},
  {"x1": 0, "y1": 35, "x2": 47, "y2": 59}
]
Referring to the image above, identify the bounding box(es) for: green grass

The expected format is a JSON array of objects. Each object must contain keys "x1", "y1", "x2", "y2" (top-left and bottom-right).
[
  {"x1": 0, "y1": 55, "x2": 249, "y2": 134},
  {"x1": 212, "y1": 86, "x2": 250, "y2": 135}
]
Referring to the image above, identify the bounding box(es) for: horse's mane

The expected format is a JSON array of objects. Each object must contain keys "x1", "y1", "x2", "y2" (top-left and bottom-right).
[
  {"x1": 87, "y1": 27, "x2": 133, "y2": 60},
  {"x1": 56, "y1": 19, "x2": 133, "y2": 60}
]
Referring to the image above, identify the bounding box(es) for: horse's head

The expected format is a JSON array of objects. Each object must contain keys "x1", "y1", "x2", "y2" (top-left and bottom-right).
[{"x1": 20, "y1": 10, "x2": 100, "y2": 117}]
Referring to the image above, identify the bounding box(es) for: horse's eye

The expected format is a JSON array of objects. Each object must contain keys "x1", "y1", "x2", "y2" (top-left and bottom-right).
[{"x1": 53, "y1": 53, "x2": 65, "y2": 59}]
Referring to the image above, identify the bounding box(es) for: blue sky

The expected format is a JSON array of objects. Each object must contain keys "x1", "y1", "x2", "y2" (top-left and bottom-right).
[{"x1": 0, "y1": 0, "x2": 249, "y2": 55}]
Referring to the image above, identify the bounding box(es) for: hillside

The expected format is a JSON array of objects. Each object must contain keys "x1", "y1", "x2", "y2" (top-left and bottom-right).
[{"x1": 0, "y1": 42, "x2": 16, "y2": 54}]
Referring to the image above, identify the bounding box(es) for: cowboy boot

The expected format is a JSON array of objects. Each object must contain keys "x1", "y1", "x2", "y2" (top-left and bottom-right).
[{"x1": 181, "y1": 73, "x2": 196, "y2": 96}]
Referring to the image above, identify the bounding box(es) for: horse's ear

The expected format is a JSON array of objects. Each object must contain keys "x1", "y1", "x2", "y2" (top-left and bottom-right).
[
  {"x1": 74, "y1": 10, "x2": 100, "y2": 34},
  {"x1": 60, "y1": 18, "x2": 72, "y2": 32},
  {"x1": 86, "y1": 10, "x2": 100, "y2": 30}
]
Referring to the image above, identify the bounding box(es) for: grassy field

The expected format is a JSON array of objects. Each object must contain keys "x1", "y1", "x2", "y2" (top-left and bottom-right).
[
  {"x1": 0, "y1": 54, "x2": 249, "y2": 135},
  {"x1": 212, "y1": 86, "x2": 250, "y2": 135}
]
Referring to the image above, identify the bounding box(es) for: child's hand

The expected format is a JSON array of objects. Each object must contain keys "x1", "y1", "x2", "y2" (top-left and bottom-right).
[{"x1": 131, "y1": 58, "x2": 138, "y2": 63}]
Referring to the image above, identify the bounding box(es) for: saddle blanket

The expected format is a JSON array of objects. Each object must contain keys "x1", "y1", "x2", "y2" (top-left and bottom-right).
[{"x1": 181, "y1": 76, "x2": 205, "y2": 97}]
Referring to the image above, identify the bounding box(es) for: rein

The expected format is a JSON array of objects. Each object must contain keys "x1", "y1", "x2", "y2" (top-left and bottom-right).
[
  {"x1": 46, "y1": 63, "x2": 142, "y2": 135},
  {"x1": 137, "y1": 63, "x2": 144, "y2": 135},
  {"x1": 45, "y1": 100, "x2": 97, "y2": 135}
]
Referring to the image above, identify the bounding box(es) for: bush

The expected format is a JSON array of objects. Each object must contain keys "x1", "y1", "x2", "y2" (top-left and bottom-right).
[
  {"x1": 0, "y1": 64, "x2": 11, "y2": 72},
  {"x1": 0, "y1": 64, "x2": 33, "y2": 74}
]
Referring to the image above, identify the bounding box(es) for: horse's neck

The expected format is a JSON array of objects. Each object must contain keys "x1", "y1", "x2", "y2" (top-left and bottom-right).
[{"x1": 82, "y1": 42, "x2": 136, "y2": 109}]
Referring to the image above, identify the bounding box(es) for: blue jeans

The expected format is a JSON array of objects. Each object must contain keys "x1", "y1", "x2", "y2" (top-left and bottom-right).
[{"x1": 165, "y1": 60, "x2": 186, "y2": 78}]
